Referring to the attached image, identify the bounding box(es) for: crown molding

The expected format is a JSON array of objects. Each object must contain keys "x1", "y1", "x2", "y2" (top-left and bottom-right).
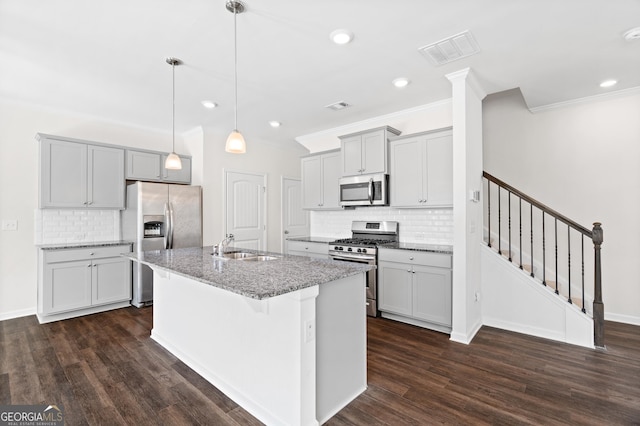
[{"x1": 529, "y1": 86, "x2": 640, "y2": 113}]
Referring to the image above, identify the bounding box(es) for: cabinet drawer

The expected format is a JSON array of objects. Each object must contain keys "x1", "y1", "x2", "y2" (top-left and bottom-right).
[
  {"x1": 44, "y1": 245, "x2": 132, "y2": 263},
  {"x1": 378, "y1": 248, "x2": 451, "y2": 268},
  {"x1": 287, "y1": 240, "x2": 328, "y2": 256}
]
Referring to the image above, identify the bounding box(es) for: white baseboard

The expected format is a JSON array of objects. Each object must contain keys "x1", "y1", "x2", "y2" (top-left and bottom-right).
[
  {"x1": 0, "y1": 307, "x2": 36, "y2": 322},
  {"x1": 605, "y1": 312, "x2": 640, "y2": 326}
]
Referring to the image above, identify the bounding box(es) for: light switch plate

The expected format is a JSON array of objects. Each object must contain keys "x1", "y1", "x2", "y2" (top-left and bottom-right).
[{"x1": 1, "y1": 220, "x2": 17, "y2": 231}]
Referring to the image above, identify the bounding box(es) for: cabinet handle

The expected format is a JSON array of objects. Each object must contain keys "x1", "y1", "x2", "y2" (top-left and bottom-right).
[
  {"x1": 89, "y1": 252, "x2": 94, "y2": 256},
  {"x1": 87, "y1": 264, "x2": 92, "y2": 268},
  {"x1": 409, "y1": 256, "x2": 414, "y2": 260},
  {"x1": 407, "y1": 269, "x2": 411, "y2": 273},
  {"x1": 412, "y1": 271, "x2": 416, "y2": 274}
]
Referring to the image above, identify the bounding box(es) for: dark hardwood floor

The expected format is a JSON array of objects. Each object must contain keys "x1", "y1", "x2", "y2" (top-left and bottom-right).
[{"x1": 1, "y1": 307, "x2": 639, "y2": 425}]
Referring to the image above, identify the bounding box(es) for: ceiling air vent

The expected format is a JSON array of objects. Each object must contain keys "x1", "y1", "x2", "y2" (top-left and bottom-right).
[
  {"x1": 418, "y1": 30, "x2": 480, "y2": 66},
  {"x1": 325, "y1": 101, "x2": 351, "y2": 111}
]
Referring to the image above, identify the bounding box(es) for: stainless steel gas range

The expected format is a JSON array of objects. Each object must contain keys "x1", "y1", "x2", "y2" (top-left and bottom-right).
[{"x1": 329, "y1": 221, "x2": 399, "y2": 317}]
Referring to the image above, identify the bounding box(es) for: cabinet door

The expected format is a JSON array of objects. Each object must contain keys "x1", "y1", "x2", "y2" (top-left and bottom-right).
[
  {"x1": 161, "y1": 155, "x2": 192, "y2": 183},
  {"x1": 321, "y1": 152, "x2": 341, "y2": 209},
  {"x1": 126, "y1": 150, "x2": 161, "y2": 180},
  {"x1": 412, "y1": 265, "x2": 452, "y2": 326},
  {"x1": 302, "y1": 156, "x2": 322, "y2": 209},
  {"x1": 40, "y1": 139, "x2": 87, "y2": 208},
  {"x1": 92, "y1": 257, "x2": 132, "y2": 306},
  {"x1": 390, "y1": 138, "x2": 423, "y2": 207},
  {"x1": 424, "y1": 133, "x2": 453, "y2": 207},
  {"x1": 43, "y1": 260, "x2": 92, "y2": 314},
  {"x1": 361, "y1": 129, "x2": 386, "y2": 174},
  {"x1": 341, "y1": 135, "x2": 363, "y2": 176},
  {"x1": 378, "y1": 261, "x2": 412, "y2": 316},
  {"x1": 88, "y1": 145, "x2": 125, "y2": 209}
]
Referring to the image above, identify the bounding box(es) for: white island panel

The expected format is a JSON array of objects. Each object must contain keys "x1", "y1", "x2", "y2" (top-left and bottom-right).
[{"x1": 150, "y1": 268, "x2": 366, "y2": 426}]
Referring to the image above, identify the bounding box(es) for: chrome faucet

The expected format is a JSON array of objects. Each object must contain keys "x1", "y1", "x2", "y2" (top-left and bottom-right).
[{"x1": 214, "y1": 234, "x2": 234, "y2": 257}]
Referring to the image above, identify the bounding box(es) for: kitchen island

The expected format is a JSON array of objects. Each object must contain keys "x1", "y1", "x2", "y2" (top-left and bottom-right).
[{"x1": 124, "y1": 246, "x2": 371, "y2": 426}]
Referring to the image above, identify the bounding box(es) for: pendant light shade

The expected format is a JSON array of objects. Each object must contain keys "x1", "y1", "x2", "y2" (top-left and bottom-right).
[
  {"x1": 225, "y1": 1, "x2": 246, "y2": 154},
  {"x1": 165, "y1": 57, "x2": 183, "y2": 170},
  {"x1": 225, "y1": 130, "x2": 246, "y2": 154}
]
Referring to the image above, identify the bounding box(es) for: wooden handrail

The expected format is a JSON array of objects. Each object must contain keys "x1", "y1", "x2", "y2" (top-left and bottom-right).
[
  {"x1": 483, "y1": 171, "x2": 604, "y2": 348},
  {"x1": 483, "y1": 171, "x2": 593, "y2": 237}
]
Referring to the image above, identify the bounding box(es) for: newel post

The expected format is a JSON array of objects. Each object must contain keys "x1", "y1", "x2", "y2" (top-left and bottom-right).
[{"x1": 592, "y1": 222, "x2": 605, "y2": 349}]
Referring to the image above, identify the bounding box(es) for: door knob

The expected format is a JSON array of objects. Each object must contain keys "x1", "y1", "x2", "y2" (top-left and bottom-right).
[{"x1": 284, "y1": 230, "x2": 289, "y2": 234}]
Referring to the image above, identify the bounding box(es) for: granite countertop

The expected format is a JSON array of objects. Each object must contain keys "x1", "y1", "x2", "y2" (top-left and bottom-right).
[
  {"x1": 379, "y1": 242, "x2": 453, "y2": 254},
  {"x1": 287, "y1": 236, "x2": 453, "y2": 254},
  {"x1": 37, "y1": 240, "x2": 134, "y2": 250},
  {"x1": 123, "y1": 246, "x2": 372, "y2": 300},
  {"x1": 286, "y1": 236, "x2": 339, "y2": 244}
]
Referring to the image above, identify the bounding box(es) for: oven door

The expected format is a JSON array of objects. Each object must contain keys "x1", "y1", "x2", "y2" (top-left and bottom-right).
[{"x1": 329, "y1": 253, "x2": 378, "y2": 317}]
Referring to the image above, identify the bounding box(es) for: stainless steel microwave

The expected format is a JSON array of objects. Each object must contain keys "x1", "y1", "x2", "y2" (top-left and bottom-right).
[{"x1": 339, "y1": 174, "x2": 389, "y2": 207}]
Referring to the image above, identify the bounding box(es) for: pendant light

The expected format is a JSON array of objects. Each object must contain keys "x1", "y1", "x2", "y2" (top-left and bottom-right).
[
  {"x1": 225, "y1": 1, "x2": 247, "y2": 154},
  {"x1": 165, "y1": 57, "x2": 183, "y2": 169}
]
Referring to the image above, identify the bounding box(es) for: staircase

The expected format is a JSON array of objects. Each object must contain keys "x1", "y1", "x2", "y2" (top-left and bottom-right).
[{"x1": 482, "y1": 172, "x2": 604, "y2": 348}]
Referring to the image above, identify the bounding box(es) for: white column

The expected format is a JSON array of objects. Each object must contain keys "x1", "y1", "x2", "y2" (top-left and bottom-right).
[{"x1": 446, "y1": 68, "x2": 486, "y2": 344}]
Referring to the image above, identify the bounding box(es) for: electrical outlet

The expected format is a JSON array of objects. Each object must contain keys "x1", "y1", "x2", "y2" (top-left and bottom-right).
[
  {"x1": 1, "y1": 220, "x2": 17, "y2": 231},
  {"x1": 304, "y1": 320, "x2": 315, "y2": 342}
]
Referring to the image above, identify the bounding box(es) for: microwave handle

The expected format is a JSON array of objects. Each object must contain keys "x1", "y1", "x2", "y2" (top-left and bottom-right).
[{"x1": 368, "y1": 177, "x2": 374, "y2": 204}]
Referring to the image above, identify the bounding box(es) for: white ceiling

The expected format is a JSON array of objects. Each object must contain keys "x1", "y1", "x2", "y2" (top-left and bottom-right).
[{"x1": 1, "y1": 0, "x2": 639, "y2": 148}]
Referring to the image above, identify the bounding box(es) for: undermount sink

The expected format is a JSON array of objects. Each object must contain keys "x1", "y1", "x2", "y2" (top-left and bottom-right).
[
  {"x1": 223, "y1": 251, "x2": 255, "y2": 259},
  {"x1": 241, "y1": 255, "x2": 280, "y2": 262},
  {"x1": 212, "y1": 251, "x2": 279, "y2": 261}
]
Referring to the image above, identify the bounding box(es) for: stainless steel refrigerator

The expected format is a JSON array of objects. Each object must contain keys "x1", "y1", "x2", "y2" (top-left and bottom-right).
[{"x1": 121, "y1": 181, "x2": 202, "y2": 307}]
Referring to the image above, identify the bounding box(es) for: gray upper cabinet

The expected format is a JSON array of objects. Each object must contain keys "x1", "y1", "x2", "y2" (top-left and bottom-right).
[
  {"x1": 126, "y1": 149, "x2": 191, "y2": 184},
  {"x1": 39, "y1": 136, "x2": 125, "y2": 209},
  {"x1": 301, "y1": 150, "x2": 341, "y2": 210},
  {"x1": 126, "y1": 150, "x2": 161, "y2": 180},
  {"x1": 339, "y1": 126, "x2": 401, "y2": 177},
  {"x1": 161, "y1": 154, "x2": 192, "y2": 183},
  {"x1": 389, "y1": 127, "x2": 453, "y2": 208}
]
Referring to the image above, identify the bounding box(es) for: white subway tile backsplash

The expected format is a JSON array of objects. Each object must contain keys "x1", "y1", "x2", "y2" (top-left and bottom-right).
[
  {"x1": 35, "y1": 209, "x2": 121, "y2": 244},
  {"x1": 309, "y1": 207, "x2": 453, "y2": 244}
]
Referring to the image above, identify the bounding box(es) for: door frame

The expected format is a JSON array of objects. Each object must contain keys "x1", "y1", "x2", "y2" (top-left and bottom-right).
[
  {"x1": 223, "y1": 169, "x2": 268, "y2": 251},
  {"x1": 280, "y1": 175, "x2": 309, "y2": 253}
]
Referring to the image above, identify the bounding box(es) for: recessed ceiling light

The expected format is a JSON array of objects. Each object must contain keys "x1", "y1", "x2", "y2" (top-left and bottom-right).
[
  {"x1": 330, "y1": 29, "x2": 354, "y2": 45},
  {"x1": 269, "y1": 121, "x2": 281, "y2": 128},
  {"x1": 392, "y1": 78, "x2": 410, "y2": 88},
  {"x1": 623, "y1": 27, "x2": 640, "y2": 41},
  {"x1": 600, "y1": 79, "x2": 617, "y2": 88},
  {"x1": 201, "y1": 100, "x2": 218, "y2": 109}
]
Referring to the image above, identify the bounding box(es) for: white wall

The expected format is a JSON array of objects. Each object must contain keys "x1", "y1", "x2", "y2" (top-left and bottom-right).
[
  {"x1": 0, "y1": 101, "x2": 181, "y2": 319},
  {"x1": 201, "y1": 127, "x2": 308, "y2": 251},
  {"x1": 0, "y1": 100, "x2": 306, "y2": 320},
  {"x1": 298, "y1": 99, "x2": 455, "y2": 243},
  {"x1": 483, "y1": 88, "x2": 640, "y2": 325}
]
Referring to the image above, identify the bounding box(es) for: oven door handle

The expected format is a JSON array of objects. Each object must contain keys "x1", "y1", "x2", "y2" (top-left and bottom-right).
[
  {"x1": 330, "y1": 254, "x2": 376, "y2": 263},
  {"x1": 368, "y1": 177, "x2": 374, "y2": 204}
]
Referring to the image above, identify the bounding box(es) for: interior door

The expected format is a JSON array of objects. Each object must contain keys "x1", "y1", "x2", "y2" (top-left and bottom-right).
[
  {"x1": 225, "y1": 171, "x2": 266, "y2": 251},
  {"x1": 281, "y1": 177, "x2": 309, "y2": 253}
]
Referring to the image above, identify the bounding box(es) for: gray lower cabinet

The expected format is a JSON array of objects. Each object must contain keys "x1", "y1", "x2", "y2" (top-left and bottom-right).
[
  {"x1": 38, "y1": 244, "x2": 132, "y2": 323},
  {"x1": 378, "y1": 248, "x2": 452, "y2": 333},
  {"x1": 126, "y1": 149, "x2": 191, "y2": 184},
  {"x1": 287, "y1": 240, "x2": 328, "y2": 259},
  {"x1": 39, "y1": 136, "x2": 125, "y2": 209}
]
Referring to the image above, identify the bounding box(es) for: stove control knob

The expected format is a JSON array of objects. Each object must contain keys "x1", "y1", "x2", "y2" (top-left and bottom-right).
[
  {"x1": 334, "y1": 246, "x2": 339, "y2": 250},
  {"x1": 347, "y1": 247, "x2": 352, "y2": 252},
  {"x1": 339, "y1": 246, "x2": 343, "y2": 251},
  {"x1": 362, "y1": 248, "x2": 367, "y2": 254},
  {"x1": 357, "y1": 248, "x2": 362, "y2": 253}
]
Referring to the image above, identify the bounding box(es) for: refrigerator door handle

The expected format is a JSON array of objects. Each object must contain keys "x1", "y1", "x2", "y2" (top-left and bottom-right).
[
  {"x1": 163, "y1": 202, "x2": 171, "y2": 249},
  {"x1": 168, "y1": 203, "x2": 175, "y2": 249}
]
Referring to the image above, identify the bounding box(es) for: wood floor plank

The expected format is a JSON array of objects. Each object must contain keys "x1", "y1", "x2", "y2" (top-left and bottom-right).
[{"x1": 1, "y1": 307, "x2": 639, "y2": 425}]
